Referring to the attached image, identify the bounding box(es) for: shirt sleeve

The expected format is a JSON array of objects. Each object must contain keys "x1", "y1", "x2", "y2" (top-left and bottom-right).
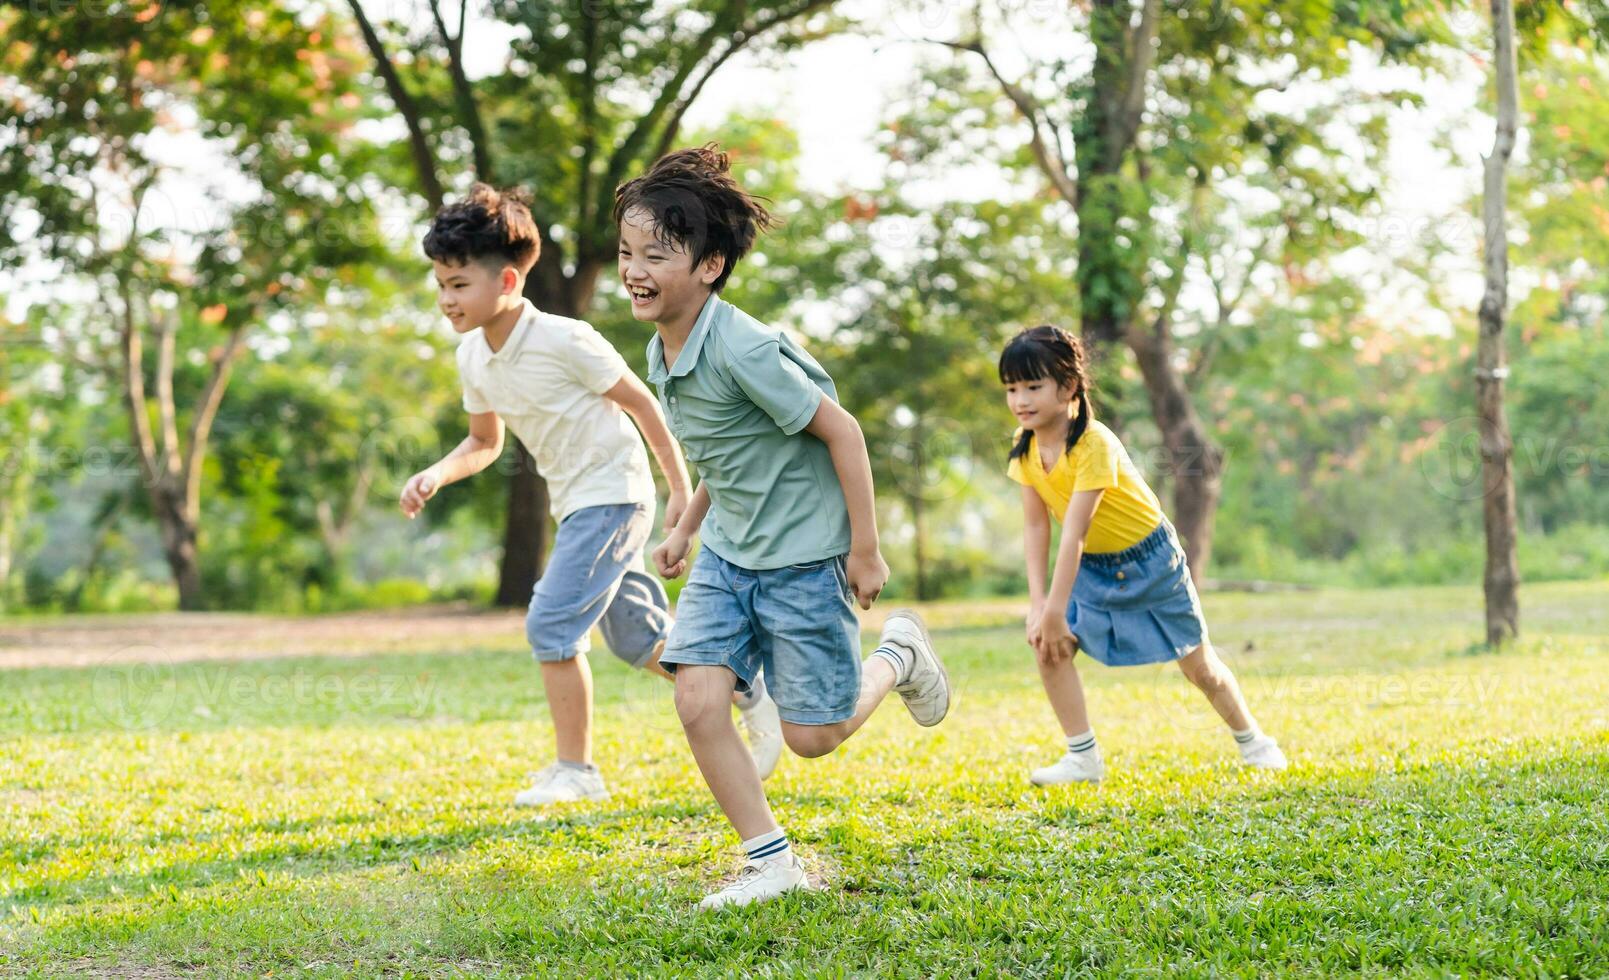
[
  {"x1": 456, "y1": 345, "x2": 493, "y2": 414},
  {"x1": 566, "y1": 323, "x2": 630, "y2": 395},
  {"x1": 1071, "y1": 427, "x2": 1121, "y2": 493},
  {"x1": 729, "y1": 340, "x2": 825, "y2": 436}
]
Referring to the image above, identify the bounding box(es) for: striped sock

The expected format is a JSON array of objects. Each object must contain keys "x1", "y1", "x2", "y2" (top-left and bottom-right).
[
  {"x1": 1232, "y1": 726, "x2": 1261, "y2": 745},
  {"x1": 870, "y1": 644, "x2": 909, "y2": 683},
  {"x1": 1066, "y1": 730, "x2": 1098, "y2": 755},
  {"x1": 742, "y1": 828, "x2": 792, "y2": 865}
]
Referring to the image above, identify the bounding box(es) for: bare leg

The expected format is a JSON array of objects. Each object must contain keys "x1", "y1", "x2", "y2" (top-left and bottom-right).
[
  {"x1": 1177, "y1": 642, "x2": 1254, "y2": 731},
  {"x1": 675, "y1": 665, "x2": 777, "y2": 840},
  {"x1": 645, "y1": 640, "x2": 754, "y2": 706},
  {"x1": 778, "y1": 656, "x2": 899, "y2": 759},
  {"x1": 541, "y1": 654, "x2": 594, "y2": 765},
  {"x1": 1038, "y1": 646, "x2": 1092, "y2": 737}
]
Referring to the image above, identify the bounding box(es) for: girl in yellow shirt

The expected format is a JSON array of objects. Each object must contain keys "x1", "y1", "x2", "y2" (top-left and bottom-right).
[{"x1": 1001, "y1": 325, "x2": 1287, "y2": 784}]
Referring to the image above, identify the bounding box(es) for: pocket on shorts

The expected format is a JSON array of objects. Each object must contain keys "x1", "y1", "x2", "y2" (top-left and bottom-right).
[{"x1": 784, "y1": 555, "x2": 853, "y2": 606}]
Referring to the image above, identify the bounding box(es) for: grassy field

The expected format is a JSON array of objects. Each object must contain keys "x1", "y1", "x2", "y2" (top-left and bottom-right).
[{"x1": 2, "y1": 582, "x2": 1606, "y2": 977}]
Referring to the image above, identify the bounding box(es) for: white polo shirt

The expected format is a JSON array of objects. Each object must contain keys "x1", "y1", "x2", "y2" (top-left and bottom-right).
[{"x1": 456, "y1": 300, "x2": 655, "y2": 521}]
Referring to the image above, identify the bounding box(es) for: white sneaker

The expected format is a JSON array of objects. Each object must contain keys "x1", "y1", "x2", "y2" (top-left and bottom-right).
[
  {"x1": 698, "y1": 856, "x2": 811, "y2": 910},
  {"x1": 513, "y1": 763, "x2": 610, "y2": 807},
  {"x1": 738, "y1": 690, "x2": 784, "y2": 781},
  {"x1": 880, "y1": 609, "x2": 952, "y2": 727},
  {"x1": 1030, "y1": 749, "x2": 1106, "y2": 785},
  {"x1": 1239, "y1": 735, "x2": 1288, "y2": 770}
]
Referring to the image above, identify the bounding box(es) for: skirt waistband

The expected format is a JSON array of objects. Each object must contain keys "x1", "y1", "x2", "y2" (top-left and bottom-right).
[{"x1": 1081, "y1": 521, "x2": 1173, "y2": 567}]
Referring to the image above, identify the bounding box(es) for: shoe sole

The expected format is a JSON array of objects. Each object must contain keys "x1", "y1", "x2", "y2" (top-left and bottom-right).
[
  {"x1": 698, "y1": 875, "x2": 815, "y2": 910},
  {"x1": 513, "y1": 789, "x2": 611, "y2": 807},
  {"x1": 886, "y1": 608, "x2": 953, "y2": 726},
  {"x1": 1030, "y1": 773, "x2": 1103, "y2": 786}
]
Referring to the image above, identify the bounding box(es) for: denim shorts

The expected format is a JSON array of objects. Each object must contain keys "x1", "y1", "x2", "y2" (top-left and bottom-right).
[
  {"x1": 526, "y1": 503, "x2": 672, "y2": 668},
  {"x1": 660, "y1": 547, "x2": 861, "y2": 726},
  {"x1": 1066, "y1": 520, "x2": 1209, "y2": 667}
]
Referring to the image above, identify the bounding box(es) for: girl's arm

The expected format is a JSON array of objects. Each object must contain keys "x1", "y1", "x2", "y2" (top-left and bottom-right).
[
  {"x1": 1022, "y1": 484, "x2": 1052, "y2": 644},
  {"x1": 1035, "y1": 489, "x2": 1104, "y2": 661}
]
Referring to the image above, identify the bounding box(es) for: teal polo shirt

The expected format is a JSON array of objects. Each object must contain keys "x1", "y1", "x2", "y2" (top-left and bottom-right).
[{"x1": 646, "y1": 294, "x2": 852, "y2": 570}]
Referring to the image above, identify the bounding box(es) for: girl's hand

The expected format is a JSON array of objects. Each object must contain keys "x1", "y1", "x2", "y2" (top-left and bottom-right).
[
  {"x1": 1025, "y1": 601, "x2": 1045, "y2": 649},
  {"x1": 1036, "y1": 606, "x2": 1077, "y2": 665}
]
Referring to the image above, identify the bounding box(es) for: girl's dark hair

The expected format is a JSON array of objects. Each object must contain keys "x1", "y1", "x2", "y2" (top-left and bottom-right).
[
  {"x1": 999, "y1": 325, "x2": 1094, "y2": 462},
  {"x1": 612, "y1": 143, "x2": 776, "y2": 292},
  {"x1": 423, "y1": 183, "x2": 539, "y2": 272}
]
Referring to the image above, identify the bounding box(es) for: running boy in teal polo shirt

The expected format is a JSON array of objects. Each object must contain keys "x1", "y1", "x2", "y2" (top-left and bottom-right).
[{"x1": 614, "y1": 145, "x2": 955, "y2": 909}]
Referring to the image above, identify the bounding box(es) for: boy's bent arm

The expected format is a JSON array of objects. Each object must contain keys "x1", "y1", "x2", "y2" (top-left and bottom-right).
[
  {"x1": 436, "y1": 411, "x2": 505, "y2": 485},
  {"x1": 676, "y1": 481, "x2": 711, "y2": 536},
  {"x1": 400, "y1": 411, "x2": 503, "y2": 518},
  {"x1": 804, "y1": 397, "x2": 887, "y2": 607},
  {"x1": 602, "y1": 373, "x2": 691, "y2": 503}
]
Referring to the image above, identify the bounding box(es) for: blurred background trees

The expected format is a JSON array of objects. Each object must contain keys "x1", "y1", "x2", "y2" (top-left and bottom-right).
[{"x1": 3, "y1": 0, "x2": 1607, "y2": 620}]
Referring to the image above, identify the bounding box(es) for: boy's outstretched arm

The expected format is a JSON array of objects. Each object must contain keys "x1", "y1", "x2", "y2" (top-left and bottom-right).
[
  {"x1": 804, "y1": 397, "x2": 888, "y2": 609},
  {"x1": 602, "y1": 373, "x2": 691, "y2": 531},
  {"x1": 400, "y1": 411, "x2": 504, "y2": 518}
]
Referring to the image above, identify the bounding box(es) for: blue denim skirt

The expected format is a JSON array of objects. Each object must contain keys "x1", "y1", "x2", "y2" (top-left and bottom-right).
[{"x1": 1066, "y1": 520, "x2": 1208, "y2": 667}]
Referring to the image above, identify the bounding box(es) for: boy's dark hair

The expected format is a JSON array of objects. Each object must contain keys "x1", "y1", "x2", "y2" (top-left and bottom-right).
[
  {"x1": 1000, "y1": 325, "x2": 1095, "y2": 462},
  {"x1": 612, "y1": 143, "x2": 775, "y2": 293},
  {"x1": 423, "y1": 183, "x2": 539, "y2": 273}
]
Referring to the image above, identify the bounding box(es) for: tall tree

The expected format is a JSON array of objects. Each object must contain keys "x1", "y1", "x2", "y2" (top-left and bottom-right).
[
  {"x1": 0, "y1": 2, "x2": 392, "y2": 608},
  {"x1": 346, "y1": 0, "x2": 839, "y2": 605},
  {"x1": 1476, "y1": 0, "x2": 1521, "y2": 645},
  {"x1": 928, "y1": 1, "x2": 1426, "y2": 578}
]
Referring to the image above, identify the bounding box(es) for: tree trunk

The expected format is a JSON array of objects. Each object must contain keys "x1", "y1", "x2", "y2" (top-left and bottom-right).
[
  {"x1": 152, "y1": 483, "x2": 204, "y2": 611},
  {"x1": 1477, "y1": 0, "x2": 1520, "y2": 646},
  {"x1": 494, "y1": 440, "x2": 549, "y2": 607},
  {"x1": 1128, "y1": 321, "x2": 1224, "y2": 583}
]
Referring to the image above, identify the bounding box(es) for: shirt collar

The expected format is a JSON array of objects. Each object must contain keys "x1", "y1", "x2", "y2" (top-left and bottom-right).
[
  {"x1": 482, "y1": 299, "x2": 536, "y2": 361},
  {"x1": 647, "y1": 293, "x2": 723, "y2": 384}
]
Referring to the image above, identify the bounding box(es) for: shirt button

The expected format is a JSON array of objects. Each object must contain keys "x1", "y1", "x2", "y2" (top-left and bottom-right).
[{"x1": 1116, "y1": 571, "x2": 1126, "y2": 580}]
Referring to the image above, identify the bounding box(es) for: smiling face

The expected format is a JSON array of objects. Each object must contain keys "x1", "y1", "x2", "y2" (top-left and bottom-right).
[
  {"x1": 617, "y1": 207, "x2": 724, "y2": 327},
  {"x1": 432, "y1": 258, "x2": 515, "y2": 333},
  {"x1": 1003, "y1": 376, "x2": 1076, "y2": 430}
]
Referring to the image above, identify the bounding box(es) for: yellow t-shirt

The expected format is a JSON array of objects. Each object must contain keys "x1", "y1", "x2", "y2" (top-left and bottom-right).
[{"x1": 1005, "y1": 419, "x2": 1165, "y2": 554}]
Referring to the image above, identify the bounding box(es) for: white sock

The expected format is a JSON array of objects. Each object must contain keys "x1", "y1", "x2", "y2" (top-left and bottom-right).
[
  {"x1": 1232, "y1": 725, "x2": 1262, "y2": 746},
  {"x1": 741, "y1": 828, "x2": 791, "y2": 865},
  {"x1": 869, "y1": 644, "x2": 910, "y2": 684},
  {"x1": 1066, "y1": 730, "x2": 1098, "y2": 754}
]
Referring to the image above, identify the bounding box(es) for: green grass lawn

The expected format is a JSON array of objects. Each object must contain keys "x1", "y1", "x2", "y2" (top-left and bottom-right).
[{"x1": 3, "y1": 582, "x2": 1607, "y2": 977}]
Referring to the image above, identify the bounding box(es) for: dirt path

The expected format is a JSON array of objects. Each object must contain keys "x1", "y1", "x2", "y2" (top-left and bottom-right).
[
  {"x1": 0, "y1": 605, "x2": 529, "y2": 670},
  {"x1": 0, "y1": 601, "x2": 1028, "y2": 671}
]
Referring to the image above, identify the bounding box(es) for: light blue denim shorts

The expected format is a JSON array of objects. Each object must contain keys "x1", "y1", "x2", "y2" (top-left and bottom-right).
[
  {"x1": 660, "y1": 547, "x2": 861, "y2": 726},
  {"x1": 526, "y1": 503, "x2": 671, "y2": 668},
  {"x1": 1067, "y1": 520, "x2": 1209, "y2": 667}
]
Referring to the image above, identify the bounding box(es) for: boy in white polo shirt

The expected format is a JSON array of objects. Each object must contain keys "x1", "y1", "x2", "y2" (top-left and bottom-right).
[{"x1": 400, "y1": 184, "x2": 782, "y2": 806}]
